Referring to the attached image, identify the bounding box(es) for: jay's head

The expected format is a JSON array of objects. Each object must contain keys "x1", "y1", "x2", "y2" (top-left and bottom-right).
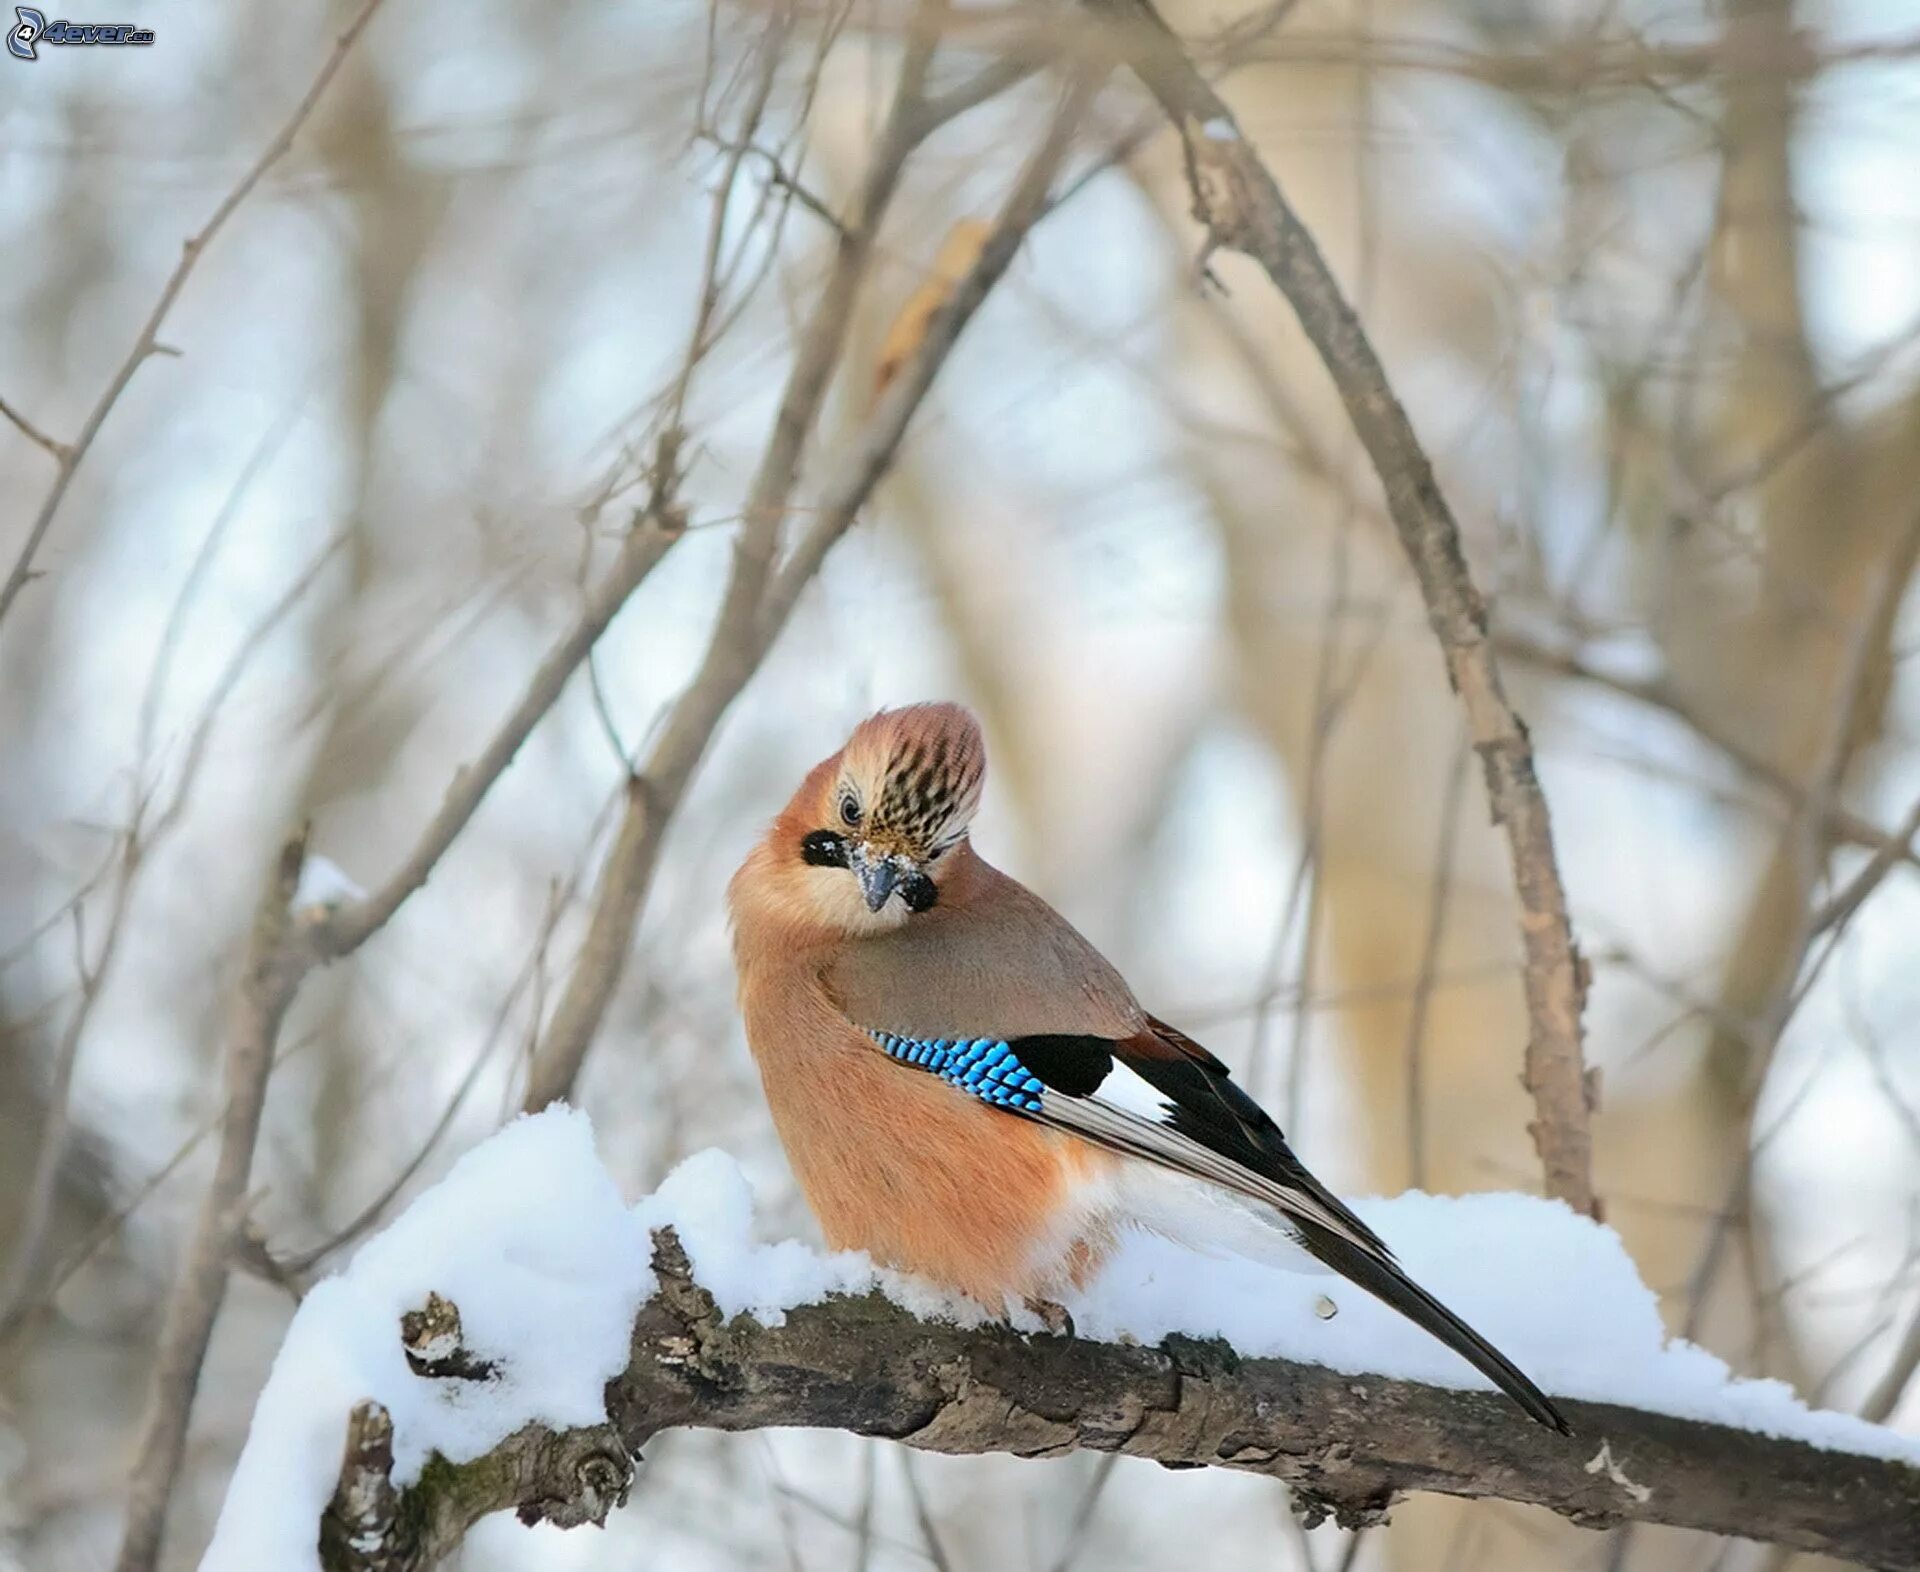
[{"x1": 784, "y1": 702, "x2": 985, "y2": 929}]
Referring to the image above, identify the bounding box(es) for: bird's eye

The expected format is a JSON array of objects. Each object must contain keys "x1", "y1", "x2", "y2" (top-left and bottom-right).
[{"x1": 839, "y1": 793, "x2": 861, "y2": 826}]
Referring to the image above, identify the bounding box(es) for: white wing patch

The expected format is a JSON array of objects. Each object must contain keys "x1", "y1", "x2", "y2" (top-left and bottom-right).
[
  {"x1": 1085, "y1": 1056, "x2": 1179, "y2": 1123},
  {"x1": 856, "y1": 1021, "x2": 1387, "y2": 1264}
]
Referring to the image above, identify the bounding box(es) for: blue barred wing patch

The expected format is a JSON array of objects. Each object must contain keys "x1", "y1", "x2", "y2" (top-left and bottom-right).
[{"x1": 866, "y1": 1030, "x2": 1047, "y2": 1113}]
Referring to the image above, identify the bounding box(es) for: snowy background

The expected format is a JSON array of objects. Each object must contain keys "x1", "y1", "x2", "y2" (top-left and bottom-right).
[{"x1": 3, "y1": 0, "x2": 1919, "y2": 1568}]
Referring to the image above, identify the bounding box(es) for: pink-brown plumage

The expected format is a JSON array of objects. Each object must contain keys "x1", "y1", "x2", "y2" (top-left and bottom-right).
[
  {"x1": 728, "y1": 702, "x2": 1569, "y2": 1430},
  {"x1": 729, "y1": 706, "x2": 1119, "y2": 1303}
]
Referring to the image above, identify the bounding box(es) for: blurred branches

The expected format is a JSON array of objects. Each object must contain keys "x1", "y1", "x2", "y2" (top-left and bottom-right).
[
  {"x1": 99, "y1": 3, "x2": 1107, "y2": 1561},
  {"x1": 1091, "y1": 0, "x2": 1597, "y2": 1214},
  {"x1": 521, "y1": 12, "x2": 1100, "y2": 1110},
  {"x1": 112, "y1": 451, "x2": 687, "y2": 1567},
  {"x1": 0, "y1": 0, "x2": 389, "y2": 632}
]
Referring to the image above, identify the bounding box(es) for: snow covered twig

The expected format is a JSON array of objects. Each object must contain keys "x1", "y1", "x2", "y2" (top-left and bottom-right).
[
  {"x1": 200, "y1": 1114, "x2": 1919, "y2": 1572},
  {"x1": 312, "y1": 1227, "x2": 1920, "y2": 1572}
]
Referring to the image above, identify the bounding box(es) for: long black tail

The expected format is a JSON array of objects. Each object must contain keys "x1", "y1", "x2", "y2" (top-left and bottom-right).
[{"x1": 1299, "y1": 1219, "x2": 1571, "y2": 1433}]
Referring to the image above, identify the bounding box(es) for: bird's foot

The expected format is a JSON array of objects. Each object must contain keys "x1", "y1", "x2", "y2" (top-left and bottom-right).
[{"x1": 1023, "y1": 1296, "x2": 1075, "y2": 1337}]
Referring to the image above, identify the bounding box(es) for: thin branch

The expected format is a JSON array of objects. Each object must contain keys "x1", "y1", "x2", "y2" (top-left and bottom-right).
[
  {"x1": 1806, "y1": 791, "x2": 1920, "y2": 938},
  {"x1": 0, "y1": 0, "x2": 388, "y2": 630},
  {"x1": 517, "y1": 5, "x2": 951, "y2": 1109},
  {"x1": 317, "y1": 1230, "x2": 1920, "y2": 1572},
  {"x1": 112, "y1": 489, "x2": 677, "y2": 1570},
  {"x1": 1862, "y1": 1305, "x2": 1920, "y2": 1426},
  {"x1": 898, "y1": 1451, "x2": 957, "y2": 1572},
  {"x1": 1089, "y1": 0, "x2": 1596, "y2": 1213},
  {"x1": 0, "y1": 1030, "x2": 325, "y2": 1354},
  {"x1": 0, "y1": 394, "x2": 71, "y2": 463},
  {"x1": 281, "y1": 879, "x2": 574, "y2": 1277},
  {"x1": 0, "y1": 845, "x2": 138, "y2": 1331},
  {"x1": 1681, "y1": 510, "x2": 1920, "y2": 1341},
  {"x1": 0, "y1": 524, "x2": 342, "y2": 1343},
  {"x1": 1496, "y1": 630, "x2": 1920, "y2": 872},
  {"x1": 313, "y1": 510, "x2": 683, "y2": 958},
  {"x1": 763, "y1": 73, "x2": 1096, "y2": 617},
  {"x1": 116, "y1": 833, "x2": 313, "y2": 1572},
  {"x1": 1403, "y1": 732, "x2": 1471, "y2": 1191}
]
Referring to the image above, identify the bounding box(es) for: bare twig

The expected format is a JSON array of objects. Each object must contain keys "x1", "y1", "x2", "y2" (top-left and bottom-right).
[
  {"x1": 1, "y1": 517, "x2": 343, "y2": 1343},
  {"x1": 113, "y1": 491, "x2": 679, "y2": 1567},
  {"x1": 898, "y1": 1451, "x2": 957, "y2": 1572},
  {"x1": 314, "y1": 512, "x2": 683, "y2": 958},
  {"x1": 0, "y1": 394, "x2": 71, "y2": 463},
  {"x1": 1090, "y1": 0, "x2": 1596, "y2": 1213},
  {"x1": 1806, "y1": 792, "x2": 1920, "y2": 938},
  {"x1": 0, "y1": 1030, "x2": 326, "y2": 1356},
  {"x1": 1496, "y1": 630, "x2": 1920, "y2": 872},
  {"x1": 1861, "y1": 1306, "x2": 1920, "y2": 1426},
  {"x1": 0, "y1": 849, "x2": 138, "y2": 1331},
  {"x1": 518, "y1": 7, "x2": 950, "y2": 1109},
  {"x1": 0, "y1": 0, "x2": 388, "y2": 630},
  {"x1": 1403, "y1": 733, "x2": 1471, "y2": 1190},
  {"x1": 282, "y1": 879, "x2": 575, "y2": 1276},
  {"x1": 1682, "y1": 510, "x2": 1920, "y2": 1338},
  {"x1": 116, "y1": 833, "x2": 313, "y2": 1572}
]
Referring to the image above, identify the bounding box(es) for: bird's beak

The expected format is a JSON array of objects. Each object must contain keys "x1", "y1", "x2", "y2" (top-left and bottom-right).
[{"x1": 851, "y1": 844, "x2": 899, "y2": 912}]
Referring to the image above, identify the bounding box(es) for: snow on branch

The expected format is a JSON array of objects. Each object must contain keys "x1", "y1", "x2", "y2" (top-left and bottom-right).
[{"x1": 204, "y1": 1113, "x2": 1920, "y2": 1572}]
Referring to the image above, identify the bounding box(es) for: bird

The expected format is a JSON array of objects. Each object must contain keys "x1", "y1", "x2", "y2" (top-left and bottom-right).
[{"x1": 728, "y1": 701, "x2": 1570, "y2": 1432}]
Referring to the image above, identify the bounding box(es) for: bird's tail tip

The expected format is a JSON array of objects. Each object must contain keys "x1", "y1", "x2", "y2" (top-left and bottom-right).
[{"x1": 1301, "y1": 1221, "x2": 1574, "y2": 1434}]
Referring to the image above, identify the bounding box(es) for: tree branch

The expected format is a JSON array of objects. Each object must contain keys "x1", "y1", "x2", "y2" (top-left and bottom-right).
[
  {"x1": 1088, "y1": 0, "x2": 1597, "y2": 1216},
  {"x1": 1495, "y1": 629, "x2": 1920, "y2": 873},
  {"x1": 114, "y1": 498, "x2": 681, "y2": 1570},
  {"x1": 312, "y1": 507, "x2": 684, "y2": 958},
  {"x1": 318, "y1": 1229, "x2": 1920, "y2": 1572},
  {"x1": 117, "y1": 832, "x2": 316, "y2": 1572},
  {"x1": 0, "y1": 0, "x2": 388, "y2": 631}
]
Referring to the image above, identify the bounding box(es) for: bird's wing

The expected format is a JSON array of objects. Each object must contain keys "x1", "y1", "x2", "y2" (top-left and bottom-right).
[
  {"x1": 827, "y1": 856, "x2": 1567, "y2": 1430},
  {"x1": 824, "y1": 863, "x2": 1382, "y2": 1254},
  {"x1": 853, "y1": 1013, "x2": 1389, "y2": 1260},
  {"x1": 849, "y1": 1009, "x2": 1571, "y2": 1432}
]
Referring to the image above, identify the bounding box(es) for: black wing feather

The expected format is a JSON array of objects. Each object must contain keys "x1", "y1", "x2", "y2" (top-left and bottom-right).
[
  {"x1": 858, "y1": 1014, "x2": 1570, "y2": 1432},
  {"x1": 1004, "y1": 1017, "x2": 1569, "y2": 1433}
]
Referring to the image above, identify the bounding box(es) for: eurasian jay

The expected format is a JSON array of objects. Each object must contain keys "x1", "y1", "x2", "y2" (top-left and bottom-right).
[{"x1": 729, "y1": 702, "x2": 1569, "y2": 1431}]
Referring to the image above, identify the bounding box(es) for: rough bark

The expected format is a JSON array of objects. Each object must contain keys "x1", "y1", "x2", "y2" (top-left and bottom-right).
[{"x1": 318, "y1": 1231, "x2": 1920, "y2": 1572}]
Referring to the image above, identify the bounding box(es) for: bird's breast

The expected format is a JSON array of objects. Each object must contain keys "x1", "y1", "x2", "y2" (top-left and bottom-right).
[{"x1": 740, "y1": 977, "x2": 1115, "y2": 1306}]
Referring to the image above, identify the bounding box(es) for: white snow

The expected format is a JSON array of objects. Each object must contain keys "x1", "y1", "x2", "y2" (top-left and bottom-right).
[
  {"x1": 291, "y1": 854, "x2": 367, "y2": 912},
  {"x1": 1072, "y1": 1188, "x2": 1920, "y2": 1466},
  {"x1": 632, "y1": 1148, "x2": 987, "y2": 1332},
  {"x1": 202, "y1": 1108, "x2": 651, "y2": 1572},
  {"x1": 207, "y1": 1116, "x2": 1920, "y2": 1570}
]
